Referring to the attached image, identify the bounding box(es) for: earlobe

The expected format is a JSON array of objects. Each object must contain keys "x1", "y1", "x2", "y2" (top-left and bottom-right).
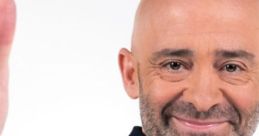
[{"x1": 118, "y1": 48, "x2": 139, "y2": 99}]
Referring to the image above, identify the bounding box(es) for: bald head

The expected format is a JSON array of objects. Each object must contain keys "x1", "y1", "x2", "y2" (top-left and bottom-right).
[
  {"x1": 0, "y1": 0, "x2": 15, "y2": 135},
  {"x1": 119, "y1": 0, "x2": 259, "y2": 136},
  {"x1": 132, "y1": 0, "x2": 259, "y2": 57}
]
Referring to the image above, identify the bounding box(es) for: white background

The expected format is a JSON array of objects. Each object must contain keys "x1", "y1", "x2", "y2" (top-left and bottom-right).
[
  {"x1": 3, "y1": 0, "x2": 259, "y2": 136},
  {"x1": 4, "y1": 0, "x2": 141, "y2": 135}
]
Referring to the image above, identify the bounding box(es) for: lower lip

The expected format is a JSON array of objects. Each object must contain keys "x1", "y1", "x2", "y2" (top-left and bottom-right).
[{"x1": 172, "y1": 117, "x2": 228, "y2": 132}]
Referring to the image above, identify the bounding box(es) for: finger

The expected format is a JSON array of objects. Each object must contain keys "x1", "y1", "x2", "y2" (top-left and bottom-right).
[{"x1": 0, "y1": 0, "x2": 16, "y2": 46}]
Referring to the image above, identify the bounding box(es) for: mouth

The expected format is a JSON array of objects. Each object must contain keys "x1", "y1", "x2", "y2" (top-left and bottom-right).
[{"x1": 172, "y1": 116, "x2": 230, "y2": 133}]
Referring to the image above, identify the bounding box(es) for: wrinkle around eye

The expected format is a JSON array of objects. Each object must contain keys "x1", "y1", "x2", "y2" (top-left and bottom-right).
[
  {"x1": 147, "y1": 58, "x2": 192, "y2": 82},
  {"x1": 139, "y1": 65, "x2": 165, "y2": 86},
  {"x1": 142, "y1": 62, "x2": 163, "y2": 78},
  {"x1": 219, "y1": 73, "x2": 252, "y2": 85},
  {"x1": 218, "y1": 67, "x2": 254, "y2": 85}
]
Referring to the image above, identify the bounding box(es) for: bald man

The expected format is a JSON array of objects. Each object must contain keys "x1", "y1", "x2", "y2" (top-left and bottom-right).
[
  {"x1": 0, "y1": 0, "x2": 16, "y2": 135},
  {"x1": 119, "y1": 0, "x2": 259, "y2": 136}
]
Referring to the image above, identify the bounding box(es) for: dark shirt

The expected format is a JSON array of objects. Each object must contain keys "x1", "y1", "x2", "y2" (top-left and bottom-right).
[{"x1": 129, "y1": 126, "x2": 145, "y2": 136}]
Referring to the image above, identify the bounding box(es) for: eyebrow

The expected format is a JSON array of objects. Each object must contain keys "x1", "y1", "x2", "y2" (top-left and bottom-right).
[
  {"x1": 215, "y1": 50, "x2": 255, "y2": 61},
  {"x1": 150, "y1": 48, "x2": 193, "y2": 62}
]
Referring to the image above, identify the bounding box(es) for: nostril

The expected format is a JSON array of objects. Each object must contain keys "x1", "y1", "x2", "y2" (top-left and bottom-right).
[{"x1": 182, "y1": 89, "x2": 224, "y2": 113}]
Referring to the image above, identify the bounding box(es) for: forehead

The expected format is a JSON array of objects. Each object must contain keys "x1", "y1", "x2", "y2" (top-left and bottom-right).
[
  {"x1": 133, "y1": 0, "x2": 259, "y2": 57},
  {"x1": 142, "y1": 0, "x2": 259, "y2": 28}
]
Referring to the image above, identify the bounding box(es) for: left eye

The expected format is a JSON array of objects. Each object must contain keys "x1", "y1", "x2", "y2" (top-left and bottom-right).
[{"x1": 222, "y1": 64, "x2": 241, "y2": 72}]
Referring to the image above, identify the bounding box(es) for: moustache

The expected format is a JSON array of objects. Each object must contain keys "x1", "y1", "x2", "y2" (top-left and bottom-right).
[{"x1": 161, "y1": 100, "x2": 241, "y2": 128}]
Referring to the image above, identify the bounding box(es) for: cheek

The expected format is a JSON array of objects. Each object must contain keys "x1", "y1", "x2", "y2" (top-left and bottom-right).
[
  {"x1": 225, "y1": 84, "x2": 258, "y2": 112},
  {"x1": 142, "y1": 75, "x2": 187, "y2": 108}
]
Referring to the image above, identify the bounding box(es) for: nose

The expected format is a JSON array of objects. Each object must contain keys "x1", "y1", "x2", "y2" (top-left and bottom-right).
[{"x1": 182, "y1": 68, "x2": 224, "y2": 112}]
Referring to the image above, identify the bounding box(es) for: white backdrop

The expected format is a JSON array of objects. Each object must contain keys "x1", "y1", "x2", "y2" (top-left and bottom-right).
[
  {"x1": 4, "y1": 0, "x2": 141, "y2": 135},
  {"x1": 2, "y1": 0, "x2": 259, "y2": 136}
]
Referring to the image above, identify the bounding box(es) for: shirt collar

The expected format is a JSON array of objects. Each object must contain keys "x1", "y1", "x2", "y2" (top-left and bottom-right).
[{"x1": 129, "y1": 126, "x2": 146, "y2": 136}]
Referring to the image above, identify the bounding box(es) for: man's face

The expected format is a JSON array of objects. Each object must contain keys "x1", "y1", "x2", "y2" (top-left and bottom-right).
[
  {"x1": 119, "y1": 0, "x2": 259, "y2": 136},
  {"x1": 0, "y1": 0, "x2": 15, "y2": 134}
]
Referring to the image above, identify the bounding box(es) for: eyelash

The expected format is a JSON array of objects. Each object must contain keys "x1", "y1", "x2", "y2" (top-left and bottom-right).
[
  {"x1": 158, "y1": 60, "x2": 247, "y2": 72},
  {"x1": 160, "y1": 60, "x2": 192, "y2": 70},
  {"x1": 219, "y1": 62, "x2": 246, "y2": 72}
]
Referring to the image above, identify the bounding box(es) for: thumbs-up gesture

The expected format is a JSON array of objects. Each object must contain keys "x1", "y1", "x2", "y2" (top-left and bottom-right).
[{"x1": 0, "y1": 0, "x2": 16, "y2": 135}]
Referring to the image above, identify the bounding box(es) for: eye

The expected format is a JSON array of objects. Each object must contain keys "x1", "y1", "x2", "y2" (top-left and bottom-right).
[
  {"x1": 158, "y1": 60, "x2": 192, "y2": 82},
  {"x1": 222, "y1": 64, "x2": 242, "y2": 73},
  {"x1": 162, "y1": 61, "x2": 185, "y2": 71},
  {"x1": 168, "y1": 62, "x2": 182, "y2": 70},
  {"x1": 217, "y1": 61, "x2": 250, "y2": 85},
  {"x1": 225, "y1": 64, "x2": 238, "y2": 72}
]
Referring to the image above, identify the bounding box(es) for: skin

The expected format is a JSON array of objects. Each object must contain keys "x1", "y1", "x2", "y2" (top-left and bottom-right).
[
  {"x1": 119, "y1": 0, "x2": 259, "y2": 136},
  {"x1": 0, "y1": 0, "x2": 16, "y2": 135}
]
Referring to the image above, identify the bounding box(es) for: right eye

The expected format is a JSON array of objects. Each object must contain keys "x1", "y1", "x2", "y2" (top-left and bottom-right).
[
  {"x1": 158, "y1": 60, "x2": 192, "y2": 82},
  {"x1": 164, "y1": 61, "x2": 183, "y2": 71},
  {"x1": 161, "y1": 60, "x2": 190, "y2": 73}
]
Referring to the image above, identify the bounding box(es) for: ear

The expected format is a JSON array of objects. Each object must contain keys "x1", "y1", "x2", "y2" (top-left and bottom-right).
[{"x1": 118, "y1": 48, "x2": 139, "y2": 99}]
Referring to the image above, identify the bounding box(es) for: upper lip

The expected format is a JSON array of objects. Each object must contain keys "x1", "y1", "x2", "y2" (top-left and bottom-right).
[{"x1": 173, "y1": 115, "x2": 229, "y2": 125}]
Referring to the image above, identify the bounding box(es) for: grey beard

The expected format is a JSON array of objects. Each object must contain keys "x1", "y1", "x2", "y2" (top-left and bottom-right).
[
  {"x1": 136, "y1": 64, "x2": 259, "y2": 136},
  {"x1": 139, "y1": 89, "x2": 259, "y2": 136}
]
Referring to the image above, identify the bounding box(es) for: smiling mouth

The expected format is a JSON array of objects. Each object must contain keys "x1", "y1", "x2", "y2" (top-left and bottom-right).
[{"x1": 172, "y1": 116, "x2": 230, "y2": 132}]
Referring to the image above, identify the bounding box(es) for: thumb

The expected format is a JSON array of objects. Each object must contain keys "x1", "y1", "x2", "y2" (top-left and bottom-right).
[
  {"x1": 0, "y1": 0, "x2": 16, "y2": 58},
  {"x1": 0, "y1": 0, "x2": 16, "y2": 46}
]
